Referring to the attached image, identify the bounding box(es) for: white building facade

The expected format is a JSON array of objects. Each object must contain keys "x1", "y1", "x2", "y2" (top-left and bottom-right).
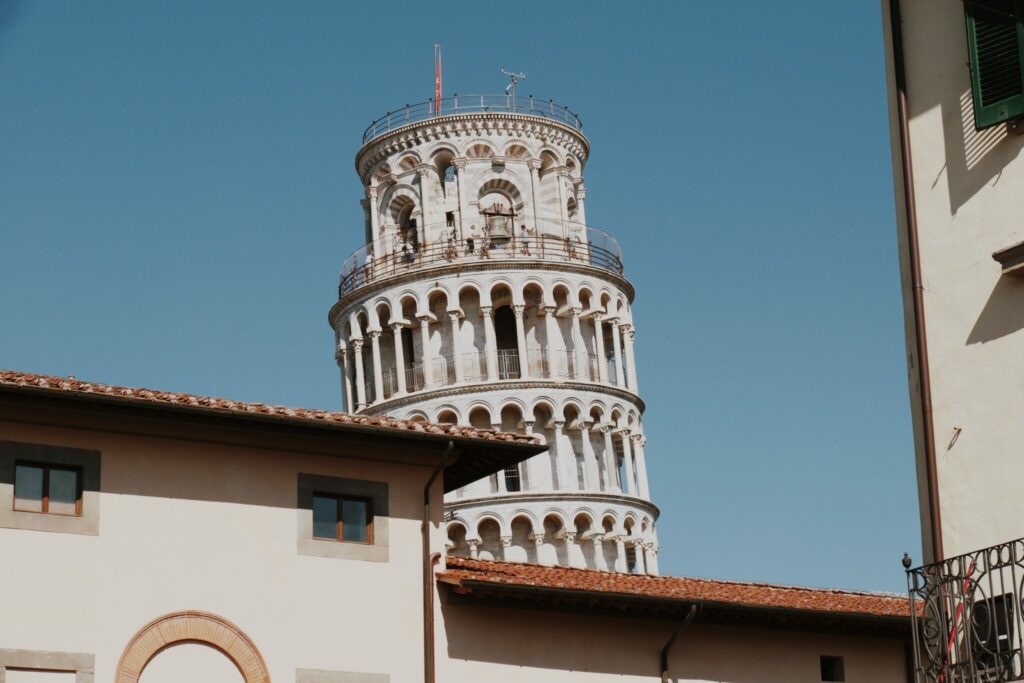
[
  {"x1": 327, "y1": 95, "x2": 660, "y2": 573},
  {"x1": 883, "y1": 1, "x2": 1024, "y2": 680}
]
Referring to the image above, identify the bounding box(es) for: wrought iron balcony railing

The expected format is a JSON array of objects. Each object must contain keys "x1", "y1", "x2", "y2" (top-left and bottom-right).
[
  {"x1": 361, "y1": 94, "x2": 583, "y2": 144},
  {"x1": 907, "y1": 538, "x2": 1024, "y2": 682},
  {"x1": 337, "y1": 221, "x2": 624, "y2": 300}
]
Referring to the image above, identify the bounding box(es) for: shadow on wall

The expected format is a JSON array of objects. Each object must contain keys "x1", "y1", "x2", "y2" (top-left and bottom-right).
[
  {"x1": 938, "y1": 89, "x2": 1024, "y2": 217},
  {"x1": 439, "y1": 598, "x2": 875, "y2": 682},
  {"x1": 91, "y1": 436, "x2": 425, "y2": 522},
  {"x1": 967, "y1": 275, "x2": 1024, "y2": 344}
]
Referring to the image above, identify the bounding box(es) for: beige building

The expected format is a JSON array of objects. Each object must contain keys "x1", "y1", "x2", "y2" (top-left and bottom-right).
[
  {"x1": 0, "y1": 369, "x2": 912, "y2": 682},
  {"x1": 881, "y1": 0, "x2": 1024, "y2": 680}
]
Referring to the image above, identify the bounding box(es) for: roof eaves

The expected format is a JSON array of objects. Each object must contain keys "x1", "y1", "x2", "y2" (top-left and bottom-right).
[{"x1": 442, "y1": 577, "x2": 911, "y2": 628}]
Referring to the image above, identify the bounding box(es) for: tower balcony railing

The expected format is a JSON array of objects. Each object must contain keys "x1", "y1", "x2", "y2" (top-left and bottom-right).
[
  {"x1": 906, "y1": 537, "x2": 1024, "y2": 682},
  {"x1": 338, "y1": 221, "x2": 624, "y2": 300},
  {"x1": 361, "y1": 94, "x2": 583, "y2": 144},
  {"x1": 360, "y1": 348, "x2": 608, "y2": 404}
]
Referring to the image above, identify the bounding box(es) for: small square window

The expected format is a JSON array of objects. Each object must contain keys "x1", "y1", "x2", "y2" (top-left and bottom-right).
[
  {"x1": 312, "y1": 493, "x2": 372, "y2": 544},
  {"x1": 14, "y1": 462, "x2": 81, "y2": 516},
  {"x1": 820, "y1": 655, "x2": 845, "y2": 682}
]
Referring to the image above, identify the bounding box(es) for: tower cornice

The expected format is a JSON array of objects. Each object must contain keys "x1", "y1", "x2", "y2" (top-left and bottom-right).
[
  {"x1": 355, "y1": 379, "x2": 645, "y2": 416},
  {"x1": 446, "y1": 491, "x2": 661, "y2": 521}
]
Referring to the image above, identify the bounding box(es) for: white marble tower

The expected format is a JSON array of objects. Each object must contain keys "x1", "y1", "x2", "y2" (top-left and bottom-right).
[{"x1": 328, "y1": 94, "x2": 659, "y2": 573}]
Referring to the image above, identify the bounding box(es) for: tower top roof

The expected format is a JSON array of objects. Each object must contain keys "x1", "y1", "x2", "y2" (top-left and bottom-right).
[{"x1": 361, "y1": 94, "x2": 582, "y2": 145}]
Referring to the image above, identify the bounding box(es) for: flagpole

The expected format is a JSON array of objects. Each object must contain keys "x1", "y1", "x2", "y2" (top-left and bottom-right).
[{"x1": 434, "y1": 44, "x2": 442, "y2": 114}]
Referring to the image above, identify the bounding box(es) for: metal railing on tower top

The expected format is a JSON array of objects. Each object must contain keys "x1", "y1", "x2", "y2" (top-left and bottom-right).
[
  {"x1": 337, "y1": 220, "x2": 624, "y2": 300},
  {"x1": 361, "y1": 94, "x2": 583, "y2": 144}
]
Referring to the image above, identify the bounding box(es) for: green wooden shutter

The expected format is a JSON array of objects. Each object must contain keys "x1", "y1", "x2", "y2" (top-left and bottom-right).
[{"x1": 965, "y1": 0, "x2": 1024, "y2": 129}]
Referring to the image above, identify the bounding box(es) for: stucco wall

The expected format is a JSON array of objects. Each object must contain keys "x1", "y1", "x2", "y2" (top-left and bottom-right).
[
  {"x1": 438, "y1": 597, "x2": 909, "y2": 682},
  {"x1": 0, "y1": 418, "x2": 441, "y2": 683},
  {"x1": 883, "y1": 0, "x2": 1024, "y2": 560}
]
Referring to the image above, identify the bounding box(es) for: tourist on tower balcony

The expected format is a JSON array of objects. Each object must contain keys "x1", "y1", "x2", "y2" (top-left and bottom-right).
[
  {"x1": 364, "y1": 249, "x2": 375, "y2": 282},
  {"x1": 520, "y1": 224, "x2": 532, "y2": 256},
  {"x1": 479, "y1": 230, "x2": 491, "y2": 259},
  {"x1": 466, "y1": 225, "x2": 477, "y2": 255}
]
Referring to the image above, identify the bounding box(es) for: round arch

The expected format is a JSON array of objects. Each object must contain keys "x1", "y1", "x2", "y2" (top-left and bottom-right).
[{"x1": 115, "y1": 611, "x2": 269, "y2": 683}]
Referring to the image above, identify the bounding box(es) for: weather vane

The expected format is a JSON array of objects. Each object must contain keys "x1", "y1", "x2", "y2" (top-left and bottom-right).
[{"x1": 501, "y1": 67, "x2": 526, "y2": 101}]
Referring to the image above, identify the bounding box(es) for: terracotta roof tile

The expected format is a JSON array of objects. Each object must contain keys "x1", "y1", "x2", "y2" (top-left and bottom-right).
[
  {"x1": 0, "y1": 370, "x2": 537, "y2": 445},
  {"x1": 440, "y1": 557, "x2": 911, "y2": 619}
]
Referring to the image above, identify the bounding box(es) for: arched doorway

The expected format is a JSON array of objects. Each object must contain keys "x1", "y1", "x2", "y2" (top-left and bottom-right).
[
  {"x1": 141, "y1": 643, "x2": 243, "y2": 683},
  {"x1": 115, "y1": 611, "x2": 270, "y2": 683}
]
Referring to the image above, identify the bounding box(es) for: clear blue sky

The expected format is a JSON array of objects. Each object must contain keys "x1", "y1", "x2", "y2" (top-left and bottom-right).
[{"x1": 0, "y1": 1, "x2": 919, "y2": 592}]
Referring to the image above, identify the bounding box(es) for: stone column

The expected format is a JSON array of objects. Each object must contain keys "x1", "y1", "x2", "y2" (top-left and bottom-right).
[
  {"x1": 512, "y1": 304, "x2": 529, "y2": 379},
  {"x1": 391, "y1": 323, "x2": 407, "y2": 396},
  {"x1": 528, "y1": 159, "x2": 541, "y2": 232},
  {"x1": 553, "y1": 421, "x2": 575, "y2": 490},
  {"x1": 449, "y1": 311, "x2": 464, "y2": 383},
  {"x1": 367, "y1": 182, "x2": 379, "y2": 239},
  {"x1": 542, "y1": 306, "x2": 559, "y2": 378},
  {"x1": 352, "y1": 339, "x2": 367, "y2": 410},
  {"x1": 453, "y1": 158, "x2": 469, "y2": 234},
  {"x1": 644, "y1": 544, "x2": 659, "y2": 575},
  {"x1": 481, "y1": 306, "x2": 498, "y2": 381},
  {"x1": 615, "y1": 536, "x2": 627, "y2": 573},
  {"x1": 533, "y1": 532, "x2": 548, "y2": 566},
  {"x1": 580, "y1": 422, "x2": 599, "y2": 491},
  {"x1": 633, "y1": 434, "x2": 650, "y2": 499},
  {"x1": 495, "y1": 466, "x2": 507, "y2": 493},
  {"x1": 418, "y1": 316, "x2": 433, "y2": 387},
  {"x1": 622, "y1": 324, "x2": 639, "y2": 392},
  {"x1": 602, "y1": 426, "x2": 620, "y2": 493},
  {"x1": 499, "y1": 535, "x2": 512, "y2": 561},
  {"x1": 592, "y1": 535, "x2": 608, "y2": 571},
  {"x1": 570, "y1": 307, "x2": 584, "y2": 379},
  {"x1": 369, "y1": 330, "x2": 384, "y2": 402},
  {"x1": 467, "y1": 539, "x2": 479, "y2": 559},
  {"x1": 556, "y1": 168, "x2": 568, "y2": 230},
  {"x1": 575, "y1": 185, "x2": 587, "y2": 226},
  {"x1": 610, "y1": 319, "x2": 625, "y2": 386},
  {"x1": 522, "y1": 420, "x2": 535, "y2": 490},
  {"x1": 337, "y1": 347, "x2": 353, "y2": 413},
  {"x1": 620, "y1": 430, "x2": 636, "y2": 496},
  {"x1": 416, "y1": 166, "x2": 432, "y2": 244},
  {"x1": 634, "y1": 541, "x2": 647, "y2": 575},
  {"x1": 565, "y1": 531, "x2": 585, "y2": 568},
  {"x1": 593, "y1": 314, "x2": 608, "y2": 383}
]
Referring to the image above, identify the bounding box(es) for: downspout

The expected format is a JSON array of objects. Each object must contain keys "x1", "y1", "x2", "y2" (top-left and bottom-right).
[
  {"x1": 423, "y1": 441, "x2": 457, "y2": 683},
  {"x1": 889, "y1": 0, "x2": 943, "y2": 561},
  {"x1": 660, "y1": 603, "x2": 698, "y2": 683}
]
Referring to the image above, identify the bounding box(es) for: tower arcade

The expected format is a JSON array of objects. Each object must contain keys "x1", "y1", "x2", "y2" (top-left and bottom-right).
[{"x1": 328, "y1": 94, "x2": 659, "y2": 573}]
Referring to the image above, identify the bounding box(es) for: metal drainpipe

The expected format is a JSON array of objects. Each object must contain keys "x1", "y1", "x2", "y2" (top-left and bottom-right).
[
  {"x1": 423, "y1": 441, "x2": 457, "y2": 683},
  {"x1": 889, "y1": 0, "x2": 943, "y2": 561},
  {"x1": 660, "y1": 604, "x2": 698, "y2": 683}
]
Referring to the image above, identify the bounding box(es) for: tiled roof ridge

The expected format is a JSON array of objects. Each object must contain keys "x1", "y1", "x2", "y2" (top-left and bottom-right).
[
  {"x1": 0, "y1": 369, "x2": 537, "y2": 445},
  {"x1": 445, "y1": 556, "x2": 906, "y2": 600}
]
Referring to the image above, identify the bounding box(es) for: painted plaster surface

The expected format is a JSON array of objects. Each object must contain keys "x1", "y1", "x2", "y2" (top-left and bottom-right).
[
  {"x1": 883, "y1": 0, "x2": 1024, "y2": 560},
  {"x1": 0, "y1": 419, "x2": 431, "y2": 683},
  {"x1": 438, "y1": 600, "x2": 908, "y2": 682}
]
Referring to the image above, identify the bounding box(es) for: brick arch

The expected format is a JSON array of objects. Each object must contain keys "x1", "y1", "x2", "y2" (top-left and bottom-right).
[{"x1": 115, "y1": 610, "x2": 270, "y2": 683}]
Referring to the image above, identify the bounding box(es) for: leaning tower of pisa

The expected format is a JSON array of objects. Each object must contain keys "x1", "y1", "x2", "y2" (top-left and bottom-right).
[{"x1": 328, "y1": 93, "x2": 659, "y2": 574}]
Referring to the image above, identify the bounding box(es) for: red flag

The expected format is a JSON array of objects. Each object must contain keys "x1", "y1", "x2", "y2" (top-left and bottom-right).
[{"x1": 434, "y1": 44, "x2": 442, "y2": 114}]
